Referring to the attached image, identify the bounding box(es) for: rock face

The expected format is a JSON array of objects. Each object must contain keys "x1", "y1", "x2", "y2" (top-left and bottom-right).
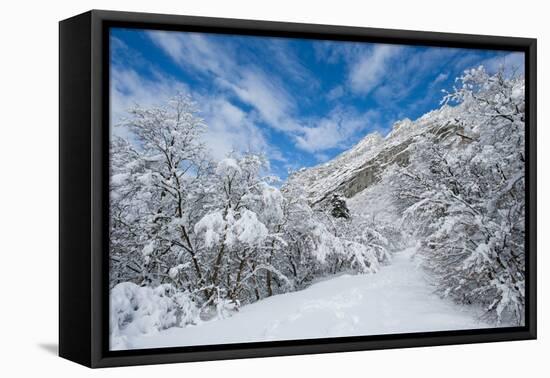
[
  {"x1": 286, "y1": 105, "x2": 465, "y2": 208},
  {"x1": 329, "y1": 193, "x2": 351, "y2": 219}
]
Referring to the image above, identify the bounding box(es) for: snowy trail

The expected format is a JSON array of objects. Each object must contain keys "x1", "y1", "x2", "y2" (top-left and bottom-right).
[{"x1": 122, "y1": 248, "x2": 491, "y2": 350}]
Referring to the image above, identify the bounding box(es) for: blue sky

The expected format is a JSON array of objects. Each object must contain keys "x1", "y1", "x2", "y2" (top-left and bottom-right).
[{"x1": 110, "y1": 28, "x2": 524, "y2": 180}]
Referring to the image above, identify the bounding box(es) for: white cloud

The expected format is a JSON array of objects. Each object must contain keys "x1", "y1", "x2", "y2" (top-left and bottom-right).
[
  {"x1": 326, "y1": 85, "x2": 345, "y2": 101},
  {"x1": 349, "y1": 44, "x2": 403, "y2": 94},
  {"x1": 295, "y1": 108, "x2": 378, "y2": 153},
  {"x1": 149, "y1": 31, "x2": 304, "y2": 136},
  {"x1": 199, "y1": 96, "x2": 275, "y2": 161},
  {"x1": 314, "y1": 40, "x2": 368, "y2": 65},
  {"x1": 110, "y1": 57, "x2": 280, "y2": 163},
  {"x1": 368, "y1": 47, "x2": 463, "y2": 105},
  {"x1": 110, "y1": 66, "x2": 189, "y2": 126},
  {"x1": 433, "y1": 72, "x2": 449, "y2": 85},
  {"x1": 148, "y1": 31, "x2": 233, "y2": 78},
  {"x1": 148, "y1": 31, "x2": 398, "y2": 158},
  {"x1": 217, "y1": 70, "x2": 302, "y2": 133},
  {"x1": 134, "y1": 32, "x2": 419, "y2": 160},
  {"x1": 267, "y1": 40, "x2": 318, "y2": 87},
  {"x1": 295, "y1": 119, "x2": 345, "y2": 152}
]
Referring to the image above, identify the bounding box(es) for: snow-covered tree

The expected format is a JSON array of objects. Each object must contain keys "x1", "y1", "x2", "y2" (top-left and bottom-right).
[
  {"x1": 384, "y1": 67, "x2": 525, "y2": 325},
  {"x1": 192, "y1": 154, "x2": 290, "y2": 308},
  {"x1": 109, "y1": 94, "x2": 213, "y2": 291}
]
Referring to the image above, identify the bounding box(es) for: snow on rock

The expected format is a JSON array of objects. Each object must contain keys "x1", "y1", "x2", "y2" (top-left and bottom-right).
[
  {"x1": 386, "y1": 118, "x2": 414, "y2": 139},
  {"x1": 118, "y1": 248, "x2": 494, "y2": 350},
  {"x1": 286, "y1": 104, "x2": 462, "y2": 206},
  {"x1": 141, "y1": 241, "x2": 155, "y2": 257}
]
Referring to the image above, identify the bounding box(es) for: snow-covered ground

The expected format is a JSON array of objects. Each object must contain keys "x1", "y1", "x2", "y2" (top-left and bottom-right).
[{"x1": 117, "y1": 247, "x2": 492, "y2": 350}]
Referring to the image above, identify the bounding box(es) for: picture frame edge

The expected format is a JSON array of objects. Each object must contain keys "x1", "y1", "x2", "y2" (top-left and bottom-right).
[{"x1": 58, "y1": 9, "x2": 537, "y2": 368}]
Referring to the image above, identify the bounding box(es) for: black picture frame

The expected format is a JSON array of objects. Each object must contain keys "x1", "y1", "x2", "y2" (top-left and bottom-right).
[{"x1": 59, "y1": 9, "x2": 537, "y2": 368}]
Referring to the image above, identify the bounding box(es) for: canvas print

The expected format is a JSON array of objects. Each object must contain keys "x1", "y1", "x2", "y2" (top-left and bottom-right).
[{"x1": 108, "y1": 28, "x2": 526, "y2": 351}]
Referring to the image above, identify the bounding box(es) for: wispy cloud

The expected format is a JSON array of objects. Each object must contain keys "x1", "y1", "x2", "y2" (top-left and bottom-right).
[
  {"x1": 433, "y1": 72, "x2": 449, "y2": 85},
  {"x1": 199, "y1": 96, "x2": 275, "y2": 161},
  {"x1": 349, "y1": 44, "x2": 403, "y2": 94},
  {"x1": 110, "y1": 34, "x2": 190, "y2": 126},
  {"x1": 112, "y1": 34, "x2": 290, "y2": 165},
  {"x1": 110, "y1": 66, "x2": 189, "y2": 126},
  {"x1": 217, "y1": 69, "x2": 301, "y2": 133},
  {"x1": 148, "y1": 30, "x2": 383, "y2": 157},
  {"x1": 111, "y1": 65, "x2": 278, "y2": 163},
  {"x1": 326, "y1": 85, "x2": 345, "y2": 101},
  {"x1": 266, "y1": 39, "x2": 319, "y2": 87},
  {"x1": 113, "y1": 28, "x2": 518, "y2": 177},
  {"x1": 148, "y1": 31, "x2": 305, "y2": 135},
  {"x1": 148, "y1": 31, "x2": 234, "y2": 78},
  {"x1": 296, "y1": 108, "x2": 379, "y2": 153}
]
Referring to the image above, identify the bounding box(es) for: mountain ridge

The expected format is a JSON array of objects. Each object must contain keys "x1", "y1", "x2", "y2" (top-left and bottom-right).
[{"x1": 286, "y1": 103, "x2": 465, "y2": 206}]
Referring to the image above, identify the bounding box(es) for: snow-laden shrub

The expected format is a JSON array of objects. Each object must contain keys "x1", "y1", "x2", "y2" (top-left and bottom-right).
[
  {"x1": 231, "y1": 209, "x2": 268, "y2": 246},
  {"x1": 214, "y1": 296, "x2": 239, "y2": 320},
  {"x1": 194, "y1": 209, "x2": 268, "y2": 250},
  {"x1": 110, "y1": 282, "x2": 199, "y2": 349},
  {"x1": 194, "y1": 211, "x2": 225, "y2": 248},
  {"x1": 344, "y1": 240, "x2": 381, "y2": 274}
]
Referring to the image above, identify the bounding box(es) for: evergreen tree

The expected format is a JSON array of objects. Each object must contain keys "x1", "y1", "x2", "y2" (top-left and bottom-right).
[{"x1": 329, "y1": 193, "x2": 351, "y2": 219}]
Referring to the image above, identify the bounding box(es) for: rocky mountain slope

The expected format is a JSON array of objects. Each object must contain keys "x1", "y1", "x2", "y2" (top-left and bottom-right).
[{"x1": 286, "y1": 104, "x2": 467, "y2": 207}]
